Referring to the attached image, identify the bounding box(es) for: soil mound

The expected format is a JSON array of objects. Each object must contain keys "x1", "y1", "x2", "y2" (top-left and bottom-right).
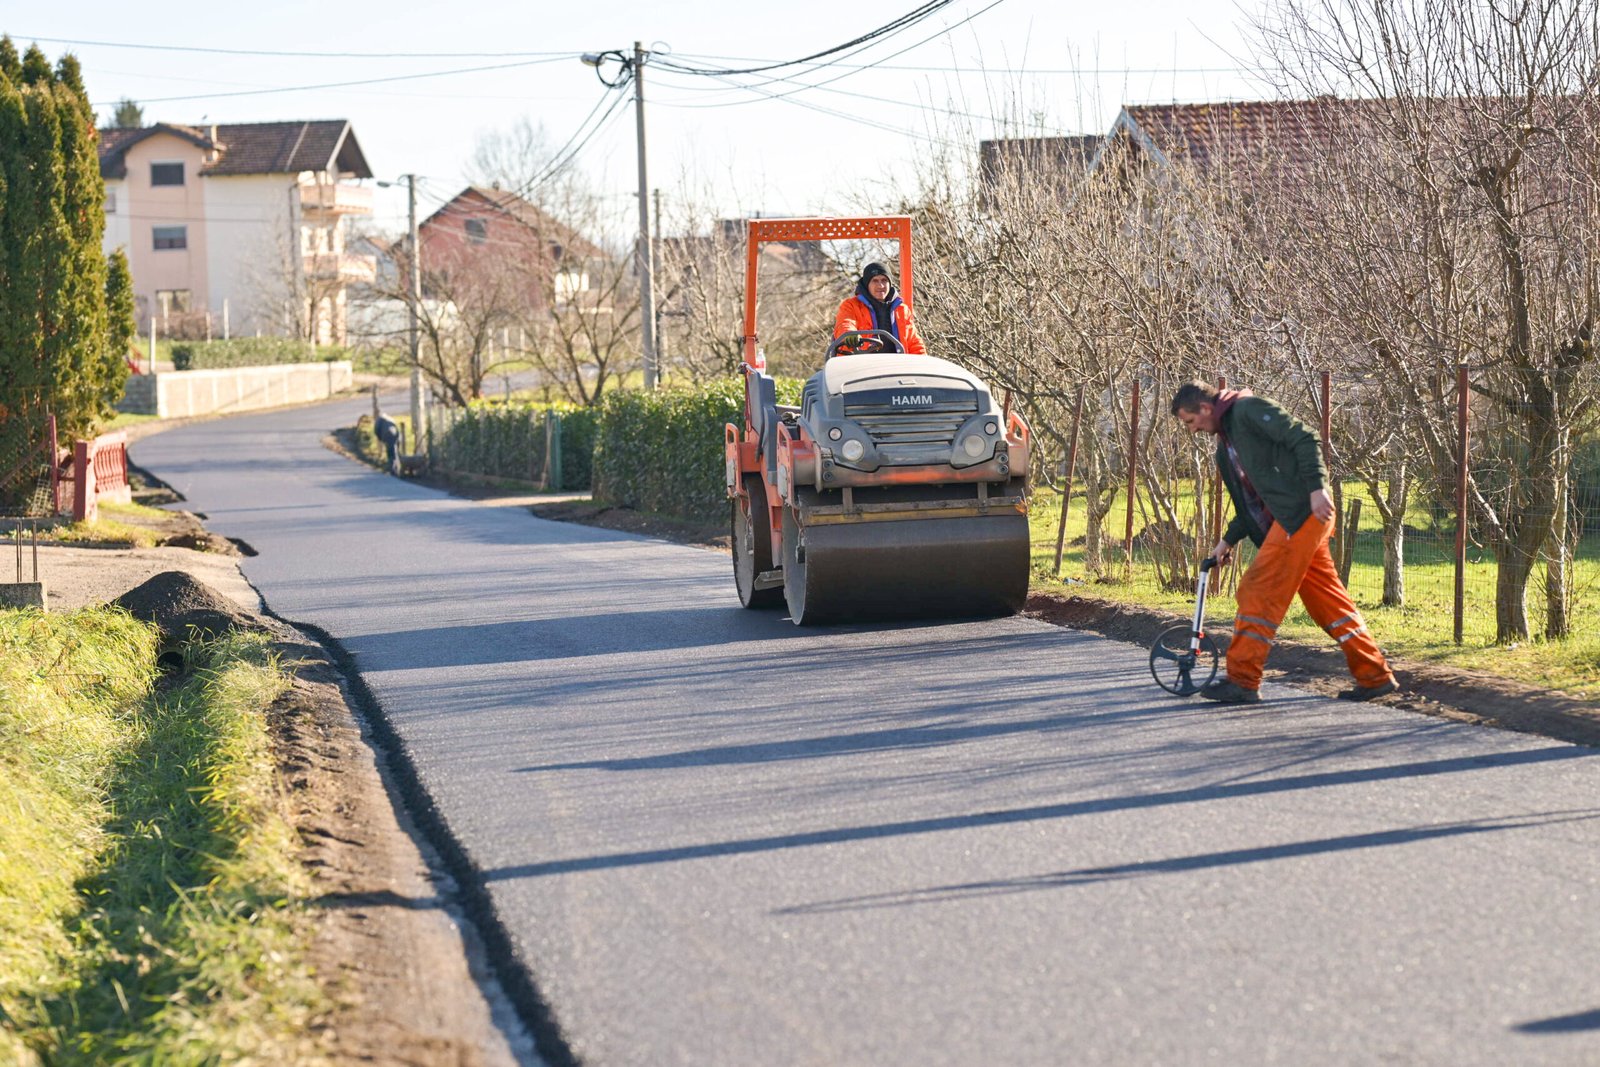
[{"x1": 112, "y1": 570, "x2": 262, "y2": 641}]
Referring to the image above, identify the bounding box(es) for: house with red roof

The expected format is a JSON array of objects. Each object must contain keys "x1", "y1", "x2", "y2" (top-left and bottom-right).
[
  {"x1": 416, "y1": 185, "x2": 605, "y2": 310},
  {"x1": 979, "y1": 98, "x2": 1356, "y2": 192},
  {"x1": 98, "y1": 119, "x2": 374, "y2": 344}
]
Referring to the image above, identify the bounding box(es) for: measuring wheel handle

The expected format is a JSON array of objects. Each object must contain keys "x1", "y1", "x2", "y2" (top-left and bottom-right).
[{"x1": 1148, "y1": 556, "x2": 1222, "y2": 696}]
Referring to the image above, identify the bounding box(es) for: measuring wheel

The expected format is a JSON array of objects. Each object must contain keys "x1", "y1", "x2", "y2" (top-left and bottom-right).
[{"x1": 1149, "y1": 624, "x2": 1220, "y2": 696}]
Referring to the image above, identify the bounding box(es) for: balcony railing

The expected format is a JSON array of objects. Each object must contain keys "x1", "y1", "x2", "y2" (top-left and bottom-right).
[
  {"x1": 299, "y1": 181, "x2": 374, "y2": 215},
  {"x1": 303, "y1": 252, "x2": 377, "y2": 284}
]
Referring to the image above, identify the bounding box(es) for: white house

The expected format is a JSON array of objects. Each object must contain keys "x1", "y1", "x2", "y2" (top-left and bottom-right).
[{"x1": 98, "y1": 120, "x2": 375, "y2": 345}]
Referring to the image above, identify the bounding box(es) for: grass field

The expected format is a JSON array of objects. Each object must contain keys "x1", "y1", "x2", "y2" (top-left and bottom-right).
[
  {"x1": 1027, "y1": 483, "x2": 1600, "y2": 700},
  {"x1": 0, "y1": 612, "x2": 321, "y2": 1064}
]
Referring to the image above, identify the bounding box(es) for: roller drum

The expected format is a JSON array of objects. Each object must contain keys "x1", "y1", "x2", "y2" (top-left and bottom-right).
[{"x1": 783, "y1": 509, "x2": 1029, "y2": 625}]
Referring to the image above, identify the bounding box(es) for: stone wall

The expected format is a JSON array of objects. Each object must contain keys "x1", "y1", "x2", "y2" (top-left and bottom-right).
[{"x1": 118, "y1": 362, "x2": 354, "y2": 418}]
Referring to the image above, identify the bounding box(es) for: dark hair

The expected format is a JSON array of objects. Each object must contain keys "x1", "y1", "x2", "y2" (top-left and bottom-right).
[{"x1": 1170, "y1": 380, "x2": 1220, "y2": 416}]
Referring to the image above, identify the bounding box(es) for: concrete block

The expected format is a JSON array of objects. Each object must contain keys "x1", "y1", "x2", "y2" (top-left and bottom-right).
[{"x1": 0, "y1": 582, "x2": 47, "y2": 610}]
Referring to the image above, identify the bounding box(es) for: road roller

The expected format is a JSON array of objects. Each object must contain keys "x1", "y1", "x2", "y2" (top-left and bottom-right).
[{"x1": 724, "y1": 216, "x2": 1032, "y2": 624}]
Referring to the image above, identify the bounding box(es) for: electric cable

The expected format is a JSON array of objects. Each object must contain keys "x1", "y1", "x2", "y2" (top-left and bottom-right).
[
  {"x1": 99, "y1": 55, "x2": 574, "y2": 106},
  {"x1": 649, "y1": 0, "x2": 959, "y2": 77},
  {"x1": 12, "y1": 34, "x2": 580, "y2": 60}
]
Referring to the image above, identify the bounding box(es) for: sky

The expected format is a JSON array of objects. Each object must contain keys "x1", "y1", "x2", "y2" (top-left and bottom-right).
[{"x1": 5, "y1": 0, "x2": 1275, "y2": 237}]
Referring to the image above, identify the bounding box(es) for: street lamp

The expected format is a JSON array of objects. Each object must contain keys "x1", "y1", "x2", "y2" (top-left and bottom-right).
[
  {"x1": 583, "y1": 44, "x2": 657, "y2": 389},
  {"x1": 377, "y1": 174, "x2": 425, "y2": 447}
]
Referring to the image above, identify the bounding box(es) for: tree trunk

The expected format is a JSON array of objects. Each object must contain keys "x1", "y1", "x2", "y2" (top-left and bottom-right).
[
  {"x1": 1381, "y1": 516, "x2": 1405, "y2": 607},
  {"x1": 1380, "y1": 465, "x2": 1409, "y2": 607},
  {"x1": 1494, "y1": 544, "x2": 1534, "y2": 642}
]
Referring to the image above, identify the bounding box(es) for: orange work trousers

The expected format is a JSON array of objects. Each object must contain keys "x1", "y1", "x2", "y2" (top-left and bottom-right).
[{"x1": 1227, "y1": 515, "x2": 1393, "y2": 691}]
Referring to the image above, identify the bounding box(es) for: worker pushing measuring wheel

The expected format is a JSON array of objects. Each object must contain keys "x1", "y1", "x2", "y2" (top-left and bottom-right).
[{"x1": 1170, "y1": 380, "x2": 1399, "y2": 705}]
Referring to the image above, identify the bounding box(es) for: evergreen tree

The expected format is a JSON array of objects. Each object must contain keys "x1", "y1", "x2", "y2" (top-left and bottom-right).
[
  {"x1": 0, "y1": 37, "x2": 131, "y2": 507},
  {"x1": 111, "y1": 97, "x2": 142, "y2": 128}
]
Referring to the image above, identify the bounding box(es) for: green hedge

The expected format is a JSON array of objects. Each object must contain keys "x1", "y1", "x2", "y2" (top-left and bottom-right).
[
  {"x1": 592, "y1": 377, "x2": 803, "y2": 523},
  {"x1": 430, "y1": 401, "x2": 596, "y2": 491},
  {"x1": 170, "y1": 338, "x2": 349, "y2": 370}
]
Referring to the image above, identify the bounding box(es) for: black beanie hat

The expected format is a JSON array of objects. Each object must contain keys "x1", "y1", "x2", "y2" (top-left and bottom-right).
[{"x1": 860, "y1": 262, "x2": 890, "y2": 286}]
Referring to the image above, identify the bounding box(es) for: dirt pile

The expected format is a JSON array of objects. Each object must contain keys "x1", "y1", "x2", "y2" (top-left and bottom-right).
[{"x1": 112, "y1": 570, "x2": 264, "y2": 641}]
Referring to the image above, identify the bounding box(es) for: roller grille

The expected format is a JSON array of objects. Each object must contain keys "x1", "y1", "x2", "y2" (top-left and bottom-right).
[{"x1": 844, "y1": 400, "x2": 976, "y2": 462}]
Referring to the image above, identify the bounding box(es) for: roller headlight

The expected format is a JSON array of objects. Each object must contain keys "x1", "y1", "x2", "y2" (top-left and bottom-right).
[
  {"x1": 828, "y1": 426, "x2": 843, "y2": 441},
  {"x1": 961, "y1": 434, "x2": 986, "y2": 458},
  {"x1": 985, "y1": 420, "x2": 999, "y2": 435},
  {"x1": 841, "y1": 439, "x2": 866, "y2": 462}
]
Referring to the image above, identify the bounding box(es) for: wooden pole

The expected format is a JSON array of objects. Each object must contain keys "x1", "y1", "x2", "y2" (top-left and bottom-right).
[
  {"x1": 1208, "y1": 376, "x2": 1226, "y2": 593},
  {"x1": 47, "y1": 414, "x2": 59, "y2": 515},
  {"x1": 1319, "y1": 370, "x2": 1333, "y2": 475},
  {"x1": 1053, "y1": 382, "x2": 1087, "y2": 577},
  {"x1": 1123, "y1": 378, "x2": 1140, "y2": 564},
  {"x1": 1454, "y1": 362, "x2": 1469, "y2": 644}
]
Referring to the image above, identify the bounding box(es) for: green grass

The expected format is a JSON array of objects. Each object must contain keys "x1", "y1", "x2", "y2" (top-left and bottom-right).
[
  {"x1": 0, "y1": 611, "x2": 323, "y2": 1064},
  {"x1": 98, "y1": 412, "x2": 161, "y2": 434},
  {"x1": 1028, "y1": 483, "x2": 1600, "y2": 699},
  {"x1": 50, "y1": 501, "x2": 175, "y2": 548}
]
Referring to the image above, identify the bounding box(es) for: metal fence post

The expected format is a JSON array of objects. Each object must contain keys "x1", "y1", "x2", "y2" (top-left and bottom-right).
[
  {"x1": 1123, "y1": 378, "x2": 1140, "y2": 566},
  {"x1": 1208, "y1": 376, "x2": 1225, "y2": 593},
  {"x1": 1454, "y1": 362, "x2": 1470, "y2": 645},
  {"x1": 46, "y1": 414, "x2": 60, "y2": 514},
  {"x1": 1053, "y1": 382, "x2": 1087, "y2": 577},
  {"x1": 550, "y1": 412, "x2": 564, "y2": 491}
]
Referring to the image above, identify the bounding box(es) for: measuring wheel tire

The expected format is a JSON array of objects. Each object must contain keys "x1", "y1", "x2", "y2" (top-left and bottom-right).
[
  {"x1": 1149, "y1": 623, "x2": 1221, "y2": 696},
  {"x1": 733, "y1": 475, "x2": 783, "y2": 609}
]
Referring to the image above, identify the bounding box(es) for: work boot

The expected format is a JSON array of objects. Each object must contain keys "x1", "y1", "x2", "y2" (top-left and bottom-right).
[
  {"x1": 1337, "y1": 678, "x2": 1399, "y2": 702},
  {"x1": 1200, "y1": 679, "x2": 1261, "y2": 705}
]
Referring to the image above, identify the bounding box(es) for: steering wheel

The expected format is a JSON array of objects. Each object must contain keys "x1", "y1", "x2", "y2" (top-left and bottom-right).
[{"x1": 828, "y1": 329, "x2": 905, "y2": 359}]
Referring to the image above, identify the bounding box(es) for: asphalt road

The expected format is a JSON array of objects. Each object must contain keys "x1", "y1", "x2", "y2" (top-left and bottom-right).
[{"x1": 133, "y1": 397, "x2": 1600, "y2": 1066}]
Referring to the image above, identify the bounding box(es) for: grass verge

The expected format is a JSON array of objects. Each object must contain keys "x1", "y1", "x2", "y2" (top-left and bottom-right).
[{"x1": 0, "y1": 609, "x2": 323, "y2": 1064}]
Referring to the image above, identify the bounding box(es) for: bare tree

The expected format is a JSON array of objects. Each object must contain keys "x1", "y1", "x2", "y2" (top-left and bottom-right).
[{"x1": 1254, "y1": 0, "x2": 1600, "y2": 641}]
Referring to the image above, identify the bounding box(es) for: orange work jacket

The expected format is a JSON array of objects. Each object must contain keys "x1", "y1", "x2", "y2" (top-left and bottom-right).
[{"x1": 833, "y1": 290, "x2": 928, "y2": 355}]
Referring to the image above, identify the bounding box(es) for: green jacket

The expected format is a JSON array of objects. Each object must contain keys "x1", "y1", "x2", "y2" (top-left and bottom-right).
[{"x1": 1217, "y1": 396, "x2": 1328, "y2": 547}]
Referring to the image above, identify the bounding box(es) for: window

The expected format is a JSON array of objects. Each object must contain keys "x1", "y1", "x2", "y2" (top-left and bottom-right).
[
  {"x1": 155, "y1": 289, "x2": 191, "y2": 317},
  {"x1": 105, "y1": 188, "x2": 117, "y2": 213},
  {"x1": 153, "y1": 225, "x2": 187, "y2": 250},
  {"x1": 464, "y1": 218, "x2": 487, "y2": 244},
  {"x1": 150, "y1": 161, "x2": 184, "y2": 186},
  {"x1": 554, "y1": 270, "x2": 589, "y2": 303}
]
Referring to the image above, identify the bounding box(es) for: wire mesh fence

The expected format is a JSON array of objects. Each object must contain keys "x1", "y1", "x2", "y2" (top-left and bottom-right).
[{"x1": 428, "y1": 401, "x2": 595, "y2": 492}]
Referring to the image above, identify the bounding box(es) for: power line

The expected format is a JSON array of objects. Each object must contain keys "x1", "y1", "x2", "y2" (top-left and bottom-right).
[
  {"x1": 10, "y1": 34, "x2": 579, "y2": 60},
  {"x1": 91, "y1": 56, "x2": 573, "y2": 107},
  {"x1": 661, "y1": 51, "x2": 1257, "y2": 76},
  {"x1": 655, "y1": 67, "x2": 1082, "y2": 139},
  {"x1": 650, "y1": 0, "x2": 963, "y2": 77}
]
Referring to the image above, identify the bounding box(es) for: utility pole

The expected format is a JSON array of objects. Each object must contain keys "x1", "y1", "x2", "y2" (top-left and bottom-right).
[
  {"x1": 633, "y1": 41, "x2": 657, "y2": 389},
  {"x1": 405, "y1": 174, "x2": 425, "y2": 444}
]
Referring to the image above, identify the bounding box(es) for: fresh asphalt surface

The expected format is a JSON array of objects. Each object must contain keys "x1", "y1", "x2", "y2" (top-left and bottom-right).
[{"x1": 134, "y1": 397, "x2": 1600, "y2": 1066}]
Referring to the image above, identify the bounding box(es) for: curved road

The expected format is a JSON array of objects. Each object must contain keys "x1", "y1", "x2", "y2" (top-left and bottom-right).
[{"x1": 134, "y1": 398, "x2": 1600, "y2": 1066}]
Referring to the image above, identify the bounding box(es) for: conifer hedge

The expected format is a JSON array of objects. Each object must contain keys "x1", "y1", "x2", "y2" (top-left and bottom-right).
[
  {"x1": 0, "y1": 39, "x2": 134, "y2": 505},
  {"x1": 591, "y1": 378, "x2": 803, "y2": 524}
]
